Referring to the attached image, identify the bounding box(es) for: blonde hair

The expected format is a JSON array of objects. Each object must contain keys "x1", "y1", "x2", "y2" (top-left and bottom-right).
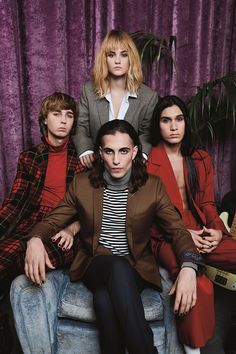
[{"x1": 93, "y1": 30, "x2": 143, "y2": 97}]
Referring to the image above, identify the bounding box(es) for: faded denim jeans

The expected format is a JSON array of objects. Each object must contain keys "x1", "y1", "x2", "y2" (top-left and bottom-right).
[
  {"x1": 159, "y1": 267, "x2": 184, "y2": 354},
  {"x1": 10, "y1": 269, "x2": 69, "y2": 354},
  {"x1": 10, "y1": 267, "x2": 183, "y2": 354}
]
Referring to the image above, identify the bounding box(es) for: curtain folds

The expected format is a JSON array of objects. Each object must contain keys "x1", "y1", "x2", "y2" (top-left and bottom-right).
[{"x1": 0, "y1": 0, "x2": 235, "y2": 202}]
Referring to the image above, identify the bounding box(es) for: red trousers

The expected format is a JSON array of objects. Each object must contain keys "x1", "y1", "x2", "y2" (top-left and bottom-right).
[
  {"x1": 204, "y1": 235, "x2": 236, "y2": 273},
  {"x1": 151, "y1": 208, "x2": 216, "y2": 347},
  {"x1": 155, "y1": 240, "x2": 214, "y2": 347},
  {"x1": 152, "y1": 230, "x2": 236, "y2": 347}
]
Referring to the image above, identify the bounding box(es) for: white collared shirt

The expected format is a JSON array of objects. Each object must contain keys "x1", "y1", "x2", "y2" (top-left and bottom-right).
[
  {"x1": 79, "y1": 91, "x2": 137, "y2": 158},
  {"x1": 105, "y1": 91, "x2": 137, "y2": 121}
]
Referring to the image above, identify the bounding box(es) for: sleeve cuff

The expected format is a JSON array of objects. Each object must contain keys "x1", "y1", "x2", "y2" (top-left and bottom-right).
[
  {"x1": 181, "y1": 262, "x2": 198, "y2": 273},
  {"x1": 142, "y1": 153, "x2": 148, "y2": 160},
  {"x1": 79, "y1": 150, "x2": 94, "y2": 158},
  {"x1": 181, "y1": 251, "x2": 204, "y2": 264}
]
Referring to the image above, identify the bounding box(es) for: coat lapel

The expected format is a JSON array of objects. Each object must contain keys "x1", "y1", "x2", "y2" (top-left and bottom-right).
[
  {"x1": 148, "y1": 144, "x2": 183, "y2": 213},
  {"x1": 126, "y1": 190, "x2": 138, "y2": 253},
  {"x1": 124, "y1": 97, "x2": 139, "y2": 124},
  {"x1": 96, "y1": 98, "x2": 109, "y2": 126},
  {"x1": 35, "y1": 144, "x2": 48, "y2": 188},
  {"x1": 92, "y1": 186, "x2": 104, "y2": 253},
  {"x1": 66, "y1": 141, "x2": 78, "y2": 185}
]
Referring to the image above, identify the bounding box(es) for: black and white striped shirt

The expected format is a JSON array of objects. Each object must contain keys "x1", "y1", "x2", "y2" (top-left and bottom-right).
[{"x1": 99, "y1": 188, "x2": 129, "y2": 256}]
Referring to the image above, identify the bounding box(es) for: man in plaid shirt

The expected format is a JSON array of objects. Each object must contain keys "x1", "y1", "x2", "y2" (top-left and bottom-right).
[{"x1": 0, "y1": 92, "x2": 83, "y2": 352}]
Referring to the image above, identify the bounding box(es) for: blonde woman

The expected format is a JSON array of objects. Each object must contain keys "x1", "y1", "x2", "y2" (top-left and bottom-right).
[{"x1": 74, "y1": 29, "x2": 158, "y2": 168}]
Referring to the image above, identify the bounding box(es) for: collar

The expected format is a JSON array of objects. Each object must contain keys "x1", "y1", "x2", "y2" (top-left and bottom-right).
[
  {"x1": 43, "y1": 136, "x2": 69, "y2": 152},
  {"x1": 105, "y1": 91, "x2": 137, "y2": 103},
  {"x1": 149, "y1": 143, "x2": 168, "y2": 166},
  {"x1": 103, "y1": 169, "x2": 131, "y2": 190}
]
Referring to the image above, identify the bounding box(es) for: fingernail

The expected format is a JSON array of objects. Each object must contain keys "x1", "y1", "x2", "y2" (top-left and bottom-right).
[
  {"x1": 63, "y1": 247, "x2": 66, "y2": 251},
  {"x1": 174, "y1": 310, "x2": 178, "y2": 314}
]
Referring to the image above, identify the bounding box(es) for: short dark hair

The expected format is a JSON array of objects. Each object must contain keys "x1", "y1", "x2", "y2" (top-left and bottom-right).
[
  {"x1": 150, "y1": 95, "x2": 195, "y2": 156},
  {"x1": 89, "y1": 120, "x2": 148, "y2": 192},
  {"x1": 38, "y1": 92, "x2": 78, "y2": 136}
]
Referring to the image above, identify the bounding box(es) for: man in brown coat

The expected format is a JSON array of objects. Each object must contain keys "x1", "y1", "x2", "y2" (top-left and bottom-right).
[{"x1": 25, "y1": 120, "x2": 202, "y2": 354}]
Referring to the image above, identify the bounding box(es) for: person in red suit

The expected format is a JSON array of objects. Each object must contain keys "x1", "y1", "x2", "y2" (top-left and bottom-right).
[{"x1": 147, "y1": 95, "x2": 234, "y2": 354}]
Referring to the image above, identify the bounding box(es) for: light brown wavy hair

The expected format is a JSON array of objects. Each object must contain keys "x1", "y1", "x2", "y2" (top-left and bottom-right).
[
  {"x1": 93, "y1": 30, "x2": 143, "y2": 97},
  {"x1": 38, "y1": 92, "x2": 79, "y2": 136}
]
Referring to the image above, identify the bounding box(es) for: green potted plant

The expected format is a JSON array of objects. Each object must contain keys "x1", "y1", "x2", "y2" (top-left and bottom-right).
[{"x1": 131, "y1": 31, "x2": 236, "y2": 142}]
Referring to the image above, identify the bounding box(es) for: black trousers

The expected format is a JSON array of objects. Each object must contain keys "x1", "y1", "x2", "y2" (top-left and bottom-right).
[{"x1": 83, "y1": 255, "x2": 158, "y2": 354}]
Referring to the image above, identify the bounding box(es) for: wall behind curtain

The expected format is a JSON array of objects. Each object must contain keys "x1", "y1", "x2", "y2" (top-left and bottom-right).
[{"x1": 0, "y1": 0, "x2": 235, "y2": 203}]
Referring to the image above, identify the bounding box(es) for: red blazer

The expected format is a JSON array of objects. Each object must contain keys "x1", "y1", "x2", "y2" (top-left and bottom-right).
[{"x1": 147, "y1": 144, "x2": 227, "y2": 233}]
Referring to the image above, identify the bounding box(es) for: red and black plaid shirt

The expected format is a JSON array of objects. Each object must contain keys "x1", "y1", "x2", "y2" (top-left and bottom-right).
[{"x1": 0, "y1": 139, "x2": 84, "y2": 240}]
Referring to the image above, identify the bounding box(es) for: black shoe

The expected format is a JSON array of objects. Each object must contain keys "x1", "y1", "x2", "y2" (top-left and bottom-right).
[{"x1": 0, "y1": 314, "x2": 14, "y2": 354}]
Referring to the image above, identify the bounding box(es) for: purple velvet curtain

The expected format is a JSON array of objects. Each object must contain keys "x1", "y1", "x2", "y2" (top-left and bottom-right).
[{"x1": 0, "y1": 0, "x2": 236, "y2": 203}]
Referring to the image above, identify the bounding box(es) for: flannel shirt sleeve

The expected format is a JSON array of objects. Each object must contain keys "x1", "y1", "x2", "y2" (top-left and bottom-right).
[{"x1": 0, "y1": 153, "x2": 31, "y2": 237}]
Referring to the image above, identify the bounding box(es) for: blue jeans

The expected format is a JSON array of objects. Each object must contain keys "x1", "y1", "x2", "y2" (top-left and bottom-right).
[
  {"x1": 159, "y1": 267, "x2": 184, "y2": 354},
  {"x1": 10, "y1": 269, "x2": 69, "y2": 354},
  {"x1": 10, "y1": 267, "x2": 183, "y2": 354}
]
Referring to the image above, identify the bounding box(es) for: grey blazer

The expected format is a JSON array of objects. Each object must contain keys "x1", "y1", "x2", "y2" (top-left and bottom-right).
[{"x1": 73, "y1": 80, "x2": 158, "y2": 157}]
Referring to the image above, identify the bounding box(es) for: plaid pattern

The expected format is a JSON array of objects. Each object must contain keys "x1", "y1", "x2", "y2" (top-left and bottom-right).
[
  {"x1": 0, "y1": 235, "x2": 78, "y2": 282},
  {"x1": 0, "y1": 139, "x2": 83, "y2": 282}
]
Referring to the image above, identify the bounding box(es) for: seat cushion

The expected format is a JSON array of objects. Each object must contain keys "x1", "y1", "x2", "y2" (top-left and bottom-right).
[{"x1": 57, "y1": 280, "x2": 163, "y2": 323}]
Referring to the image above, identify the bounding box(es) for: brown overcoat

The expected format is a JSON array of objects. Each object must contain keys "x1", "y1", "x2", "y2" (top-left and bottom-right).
[{"x1": 29, "y1": 172, "x2": 202, "y2": 290}]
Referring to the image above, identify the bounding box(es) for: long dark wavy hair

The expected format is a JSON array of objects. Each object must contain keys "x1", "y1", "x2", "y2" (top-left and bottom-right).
[
  {"x1": 89, "y1": 119, "x2": 148, "y2": 192},
  {"x1": 150, "y1": 96, "x2": 200, "y2": 210},
  {"x1": 150, "y1": 95, "x2": 195, "y2": 154}
]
